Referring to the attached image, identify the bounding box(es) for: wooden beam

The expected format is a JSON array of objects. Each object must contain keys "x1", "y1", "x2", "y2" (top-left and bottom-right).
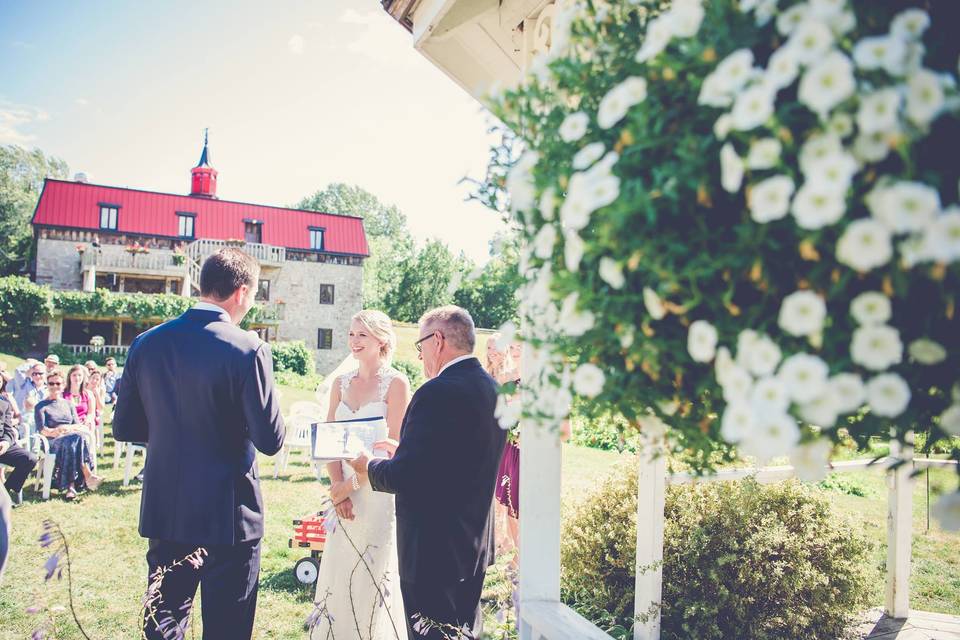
[
  {"x1": 885, "y1": 432, "x2": 914, "y2": 618},
  {"x1": 634, "y1": 448, "x2": 666, "y2": 640}
]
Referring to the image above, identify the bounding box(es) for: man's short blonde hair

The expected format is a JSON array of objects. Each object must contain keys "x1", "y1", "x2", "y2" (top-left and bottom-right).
[{"x1": 419, "y1": 305, "x2": 476, "y2": 353}]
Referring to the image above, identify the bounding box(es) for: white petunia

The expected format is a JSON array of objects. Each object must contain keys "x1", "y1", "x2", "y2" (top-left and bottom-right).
[
  {"x1": 853, "y1": 130, "x2": 893, "y2": 164},
  {"x1": 713, "y1": 49, "x2": 755, "y2": 94},
  {"x1": 598, "y1": 257, "x2": 625, "y2": 289},
  {"x1": 533, "y1": 224, "x2": 557, "y2": 259},
  {"x1": 764, "y1": 45, "x2": 800, "y2": 91},
  {"x1": 750, "y1": 175, "x2": 795, "y2": 223},
  {"x1": 720, "y1": 143, "x2": 744, "y2": 193},
  {"x1": 939, "y1": 405, "x2": 960, "y2": 437},
  {"x1": 688, "y1": 319, "x2": 719, "y2": 363},
  {"x1": 539, "y1": 187, "x2": 556, "y2": 221},
  {"x1": 776, "y1": 3, "x2": 810, "y2": 36},
  {"x1": 923, "y1": 208, "x2": 960, "y2": 262},
  {"x1": 495, "y1": 394, "x2": 523, "y2": 429},
  {"x1": 738, "y1": 411, "x2": 800, "y2": 462},
  {"x1": 787, "y1": 19, "x2": 834, "y2": 65},
  {"x1": 721, "y1": 365, "x2": 754, "y2": 402},
  {"x1": 791, "y1": 183, "x2": 846, "y2": 229},
  {"x1": 597, "y1": 77, "x2": 647, "y2": 129},
  {"x1": 908, "y1": 338, "x2": 947, "y2": 365},
  {"x1": 906, "y1": 69, "x2": 945, "y2": 126},
  {"x1": 715, "y1": 346, "x2": 735, "y2": 385},
  {"x1": 643, "y1": 287, "x2": 666, "y2": 320},
  {"x1": 852, "y1": 35, "x2": 907, "y2": 75},
  {"x1": 803, "y1": 151, "x2": 858, "y2": 194},
  {"x1": 828, "y1": 112, "x2": 854, "y2": 139},
  {"x1": 506, "y1": 151, "x2": 539, "y2": 213},
  {"x1": 559, "y1": 171, "x2": 621, "y2": 231},
  {"x1": 713, "y1": 113, "x2": 734, "y2": 139},
  {"x1": 572, "y1": 142, "x2": 605, "y2": 170},
  {"x1": 779, "y1": 289, "x2": 827, "y2": 337},
  {"x1": 798, "y1": 50, "x2": 856, "y2": 117},
  {"x1": 836, "y1": 219, "x2": 893, "y2": 271},
  {"x1": 826, "y1": 9, "x2": 856, "y2": 36},
  {"x1": 778, "y1": 352, "x2": 830, "y2": 404},
  {"x1": 850, "y1": 291, "x2": 891, "y2": 326},
  {"x1": 744, "y1": 334, "x2": 783, "y2": 377},
  {"x1": 830, "y1": 372, "x2": 866, "y2": 414},
  {"x1": 700, "y1": 73, "x2": 735, "y2": 108},
  {"x1": 559, "y1": 111, "x2": 590, "y2": 143},
  {"x1": 891, "y1": 9, "x2": 930, "y2": 41},
  {"x1": 856, "y1": 89, "x2": 902, "y2": 135},
  {"x1": 747, "y1": 138, "x2": 783, "y2": 169},
  {"x1": 799, "y1": 133, "x2": 844, "y2": 175},
  {"x1": 790, "y1": 438, "x2": 833, "y2": 481},
  {"x1": 810, "y1": 0, "x2": 845, "y2": 19},
  {"x1": 932, "y1": 491, "x2": 960, "y2": 532},
  {"x1": 867, "y1": 182, "x2": 941, "y2": 234},
  {"x1": 563, "y1": 230, "x2": 585, "y2": 271},
  {"x1": 668, "y1": 0, "x2": 705, "y2": 38},
  {"x1": 799, "y1": 391, "x2": 840, "y2": 428},
  {"x1": 635, "y1": 15, "x2": 674, "y2": 63},
  {"x1": 572, "y1": 363, "x2": 606, "y2": 398},
  {"x1": 731, "y1": 85, "x2": 776, "y2": 131},
  {"x1": 751, "y1": 376, "x2": 791, "y2": 413},
  {"x1": 559, "y1": 292, "x2": 595, "y2": 336},
  {"x1": 866, "y1": 373, "x2": 911, "y2": 417},
  {"x1": 851, "y1": 324, "x2": 903, "y2": 371},
  {"x1": 721, "y1": 402, "x2": 754, "y2": 443}
]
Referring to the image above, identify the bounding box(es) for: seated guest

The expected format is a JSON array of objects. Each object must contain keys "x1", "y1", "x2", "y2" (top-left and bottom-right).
[
  {"x1": 11, "y1": 359, "x2": 38, "y2": 399},
  {"x1": 63, "y1": 365, "x2": 96, "y2": 431},
  {"x1": 103, "y1": 357, "x2": 120, "y2": 404},
  {"x1": 14, "y1": 364, "x2": 46, "y2": 437},
  {"x1": 35, "y1": 372, "x2": 102, "y2": 500},
  {"x1": 85, "y1": 370, "x2": 106, "y2": 445},
  {"x1": 0, "y1": 376, "x2": 37, "y2": 506},
  {"x1": 0, "y1": 365, "x2": 21, "y2": 426},
  {"x1": 43, "y1": 354, "x2": 60, "y2": 377}
]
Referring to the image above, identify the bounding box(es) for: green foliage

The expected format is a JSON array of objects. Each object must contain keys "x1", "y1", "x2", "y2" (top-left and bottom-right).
[
  {"x1": 570, "y1": 411, "x2": 641, "y2": 453},
  {"x1": 816, "y1": 473, "x2": 873, "y2": 498},
  {"x1": 562, "y1": 464, "x2": 873, "y2": 640},
  {"x1": 453, "y1": 236, "x2": 522, "y2": 329},
  {"x1": 0, "y1": 275, "x2": 52, "y2": 351},
  {"x1": 47, "y1": 344, "x2": 127, "y2": 367},
  {"x1": 274, "y1": 369, "x2": 323, "y2": 391},
  {"x1": 0, "y1": 145, "x2": 69, "y2": 275},
  {"x1": 51, "y1": 289, "x2": 195, "y2": 321},
  {"x1": 270, "y1": 340, "x2": 315, "y2": 376},
  {"x1": 296, "y1": 182, "x2": 409, "y2": 238},
  {"x1": 392, "y1": 358, "x2": 425, "y2": 391},
  {"x1": 382, "y1": 239, "x2": 469, "y2": 323}
]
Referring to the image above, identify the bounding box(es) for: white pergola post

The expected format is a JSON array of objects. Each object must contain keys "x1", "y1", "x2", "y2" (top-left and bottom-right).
[
  {"x1": 885, "y1": 431, "x2": 914, "y2": 618},
  {"x1": 634, "y1": 446, "x2": 666, "y2": 640}
]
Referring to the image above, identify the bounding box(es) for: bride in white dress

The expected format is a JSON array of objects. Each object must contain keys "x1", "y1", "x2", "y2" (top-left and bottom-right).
[{"x1": 310, "y1": 310, "x2": 411, "y2": 640}]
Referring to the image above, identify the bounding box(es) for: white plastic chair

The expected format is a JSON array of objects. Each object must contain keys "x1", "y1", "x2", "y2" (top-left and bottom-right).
[
  {"x1": 114, "y1": 441, "x2": 146, "y2": 486},
  {"x1": 274, "y1": 414, "x2": 318, "y2": 478}
]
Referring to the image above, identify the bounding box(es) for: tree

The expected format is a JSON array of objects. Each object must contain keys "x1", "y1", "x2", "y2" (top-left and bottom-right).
[
  {"x1": 296, "y1": 182, "x2": 408, "y2": 238},
  {"x1": 453, "y1": 232, "x2": 522, "y2": 329},
  {"x1": 382, "y1": 239, "x2": 469, "y2": 323},
  {"x1": 0, "y1": 145, "x2": 69, "y2": 275}
]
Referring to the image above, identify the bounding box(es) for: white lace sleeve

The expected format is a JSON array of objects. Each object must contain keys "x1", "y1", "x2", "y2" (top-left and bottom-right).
[
  {"x1": 377, "y1": 367, "x2": 400, "y2": 403},
  {"x1": 339, "y1": 372, "x2": 354, "y2": 397}
]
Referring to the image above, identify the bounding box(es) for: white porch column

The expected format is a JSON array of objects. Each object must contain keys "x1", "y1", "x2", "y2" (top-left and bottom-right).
[
  {"x1": 180, "y1": 273, "x2": 191, "y2": 297},
  {"x1": 885, "y1": 431, "x2": 914, "y2": 618},
  {"x1": 82, "y1": 264, "x2": 96, "y2": 292},
  {"x1": 634, "y1": 442, "x2": 667, "y2": 640}
]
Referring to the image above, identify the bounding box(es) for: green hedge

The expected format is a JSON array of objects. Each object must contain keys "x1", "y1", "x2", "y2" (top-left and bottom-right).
[
  {"x1": 270, "y1": 341, "x2": 315, "y2": 376},
  {"x1": 0, "y1": 276, "x2": 52, "y2": 352},
  {"x1": 47, "y1": 344, "x2": 127, "y2": 367},
  {"x1": 392, "y1": 358, "x2": 425, "y2": 391}
]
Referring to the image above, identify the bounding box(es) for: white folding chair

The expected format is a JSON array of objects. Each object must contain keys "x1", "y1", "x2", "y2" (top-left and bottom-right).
[
  {"x1": 114, "y1": 441, "x2": 146, "y2": 486},
  {"x1": 274, "y1": 414, "x2": 318, "y2": 479}
]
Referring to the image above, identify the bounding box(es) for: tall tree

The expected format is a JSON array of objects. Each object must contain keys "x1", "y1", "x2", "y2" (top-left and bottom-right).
[
  {"x1": 296, "y1": 182, "x2": 408, "y2": 238},
  {"x1": 382, "y1": 239, "x2": 469, "y2": 323},
  {"x1": 0, "y1": 146, "x2": 69, "y2": 275},
  {"x1": 453, "y1": 233, "x2": 522, "y2": 329}
]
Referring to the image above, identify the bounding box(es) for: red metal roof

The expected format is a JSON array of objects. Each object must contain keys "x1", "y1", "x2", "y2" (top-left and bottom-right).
[{"x1": 32, "y1": 179, "x2": 369, "y2": 256}]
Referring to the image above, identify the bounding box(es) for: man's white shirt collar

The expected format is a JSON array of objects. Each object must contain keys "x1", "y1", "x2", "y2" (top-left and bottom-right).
[
  {"x1": 193, "y1": 301, "x2": 229, "y2": 316},
  {"x1": 438, "y1": 354, "x2": 477, "y2": 376}
]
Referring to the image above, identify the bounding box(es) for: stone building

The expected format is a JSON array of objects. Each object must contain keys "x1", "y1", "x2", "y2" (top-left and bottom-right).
[{"x1": 30, "y1": 134, "x2": 368, "y2": 371}]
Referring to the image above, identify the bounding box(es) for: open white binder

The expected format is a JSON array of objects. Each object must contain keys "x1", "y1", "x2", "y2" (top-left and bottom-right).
[{"x1": 311, "y1": 415, "x2": 389, "y2": 462}]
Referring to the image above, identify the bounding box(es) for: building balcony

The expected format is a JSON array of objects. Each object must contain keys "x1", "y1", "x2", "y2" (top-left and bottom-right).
[
  {"x1": 186, "y1": 238, "x2": 286, "y2": 267},
  {"x1": 80, "y1": 248, "x2": 187, "y2": 277}
]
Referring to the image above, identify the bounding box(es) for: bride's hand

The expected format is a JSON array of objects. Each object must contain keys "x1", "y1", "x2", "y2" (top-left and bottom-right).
[
  {"x1": 330, "y1": 478, "x2": 355, "y2": 506},
  {"x1": 372, "y1": 439, "x2": 398, "y2": 458},
  {"x1": 335, "y1": 497, "x2": 355, "y2": 521}
]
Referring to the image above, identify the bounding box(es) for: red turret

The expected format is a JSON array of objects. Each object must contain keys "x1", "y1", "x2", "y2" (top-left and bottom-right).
[{"x1": 190, "y1": 129, "x2": 218, "y2": 198}]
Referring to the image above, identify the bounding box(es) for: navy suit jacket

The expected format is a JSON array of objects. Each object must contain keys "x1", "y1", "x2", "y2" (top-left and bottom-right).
[
  {"x1": 368, "y1": 357, "x2": 506, "y2": 584},
  {"x1": 113, "y1": 309, "x2": 285, "y2": 546}
]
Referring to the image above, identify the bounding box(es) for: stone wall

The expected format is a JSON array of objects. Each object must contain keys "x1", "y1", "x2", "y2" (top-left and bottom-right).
[{"x1": 35, "y1": 238, "x2": 84, "y2": 290}]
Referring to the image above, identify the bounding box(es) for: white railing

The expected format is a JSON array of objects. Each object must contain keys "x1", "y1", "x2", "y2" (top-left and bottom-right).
[
  {"x1": 81, "y1": 250, "x2": 184, "y2": 272},
  {"x1": 185, "y1": 238, "x2": 285, "y2": 264},
  {"x1": 57, "y1": 344, "x2": 130, "y2": 357}
]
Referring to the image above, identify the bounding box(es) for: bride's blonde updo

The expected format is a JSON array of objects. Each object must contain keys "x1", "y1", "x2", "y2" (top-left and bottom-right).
[{"x1": 353, "y1": 310, "x2": 396, "y2": 365}]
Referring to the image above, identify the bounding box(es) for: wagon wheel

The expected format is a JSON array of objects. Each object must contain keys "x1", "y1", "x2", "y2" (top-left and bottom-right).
[{"x1": 294, "y1": 556, "x2": 320, "y2": 585}]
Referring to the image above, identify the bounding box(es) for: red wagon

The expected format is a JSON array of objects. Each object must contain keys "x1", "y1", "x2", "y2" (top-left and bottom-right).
[{"x1": 289, "y1": 513, "x2": 327, "y2": 585}]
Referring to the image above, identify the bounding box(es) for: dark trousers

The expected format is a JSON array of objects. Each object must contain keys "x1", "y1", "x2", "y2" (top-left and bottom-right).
[
  {"x1": 401, "y1": 572, "x2": 485, "y2": 640},
  {"x1": 0, "y1": 443, "x2": 38, "y2": 494},
  {"x1": 145, "y1": 538, "x2": 261, "y2": 640}
]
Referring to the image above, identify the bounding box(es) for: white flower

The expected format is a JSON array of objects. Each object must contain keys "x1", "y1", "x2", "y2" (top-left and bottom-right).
[
  {"x1": 891, "y1": 9, "x2": 930, "y2": 41},
  {"x1": 868, "y1": 182, "x2": 940, "y2": 234},
  {"x1": 495, "y1": 394, "x2": 523, "y2": 429},
  {"x1": 836, "y1": 219, "x2": 893, "y2": 271},
  {"x1": 506, "y1": 151, "x2": 539, "y2": 213},
  {"x1": 668, "y1": 0, "x2": 705, "y2": 38},
  {"x1": 700, "y1": 73, "x2": 734, "y2": 108},
  {"x1": 790, "y1": 438, "x2": 833, "y2": 481},
  {"x1": 791, "y1": 183, "x2": 846, "y2": 229},
  {"x1": 906, "y1": 69, "x2": 945, "y2": 126},
  {"x1": 750, "y1": 175, "x2": 795, "y2": 223},
  {"x1": 932, "y1": 491, "x2": 960, "y2": 532},
  {"x1": 635, "y1": 15, "x2": 674, "y2": 63},
  {"x1": 939, "y1": 405, "x2": 960, "y2": 437},
  {"x1": 495, "y1": 321, "x2": 517, "y2": 350},
  {"x1": 720, "y1": 143, "x2": 744, "y2": 193},
  {"x1": 909, "y1": 339, "x2": 947, "y2": 365},
  {"x1": 560, "y1": 171, "x2": 621, "y2": 230},
  {"x1": 850, "y1": 292, "x2": 891, "y2": 326},
  {"x1": 598, "y1": 257, "x2": 625, "y2": 289},
  {"x1": 753, "y1": 0, "x2": 777, "y2": 25},
  {"x1": 731, "y1": 84, "x2": 775, "y2": 131},
  {"x1": 851, "y1": 325, "x2": 903, "y2": 371},
  {"x1": 778, "y1": 352, "x2": 829, "y2": 404},
  {"x1": 559, "y1": 292, "x2": 595, "y2": 336},
  {"x1": 831, "y1": 372, "x2": 866, "y2": 414},
  {"x1": 572, "y1": 142, "x2": 605, "y2": 170},
  {"x1": 721, "y1": 365, "x2": 753, "y2": 402},
  {"x1": 856, "y1": 89, "x2": 902, "y2": 135},
  {"x1": 799, "y1": 391, "x2": 839, "y2": 428},
  {"x1": 776, "y1": 3, "x2": 810, "y2": 36},
  {"x1": 764, "y1": 45, "x2": 800, "y2": 91},
  {"x1": 572, "y1": 363, "x2": 605, "y2": 398},
  {"x1": 751, "y1": 376, "x2": 791, "y2": 413},
  {"x1": 787, "y1": 19, "x2": 834, "y2": 65},
  {"x1": 826, "y1": 10, "x2": 856, "y2": 36},
  {"x1": 798, "y1": 50, "x2": 855, "y2": 117},
  {"x1": 721, "y1": 402, "x2": 753, "y2": 443},
  {"x1": 803, "y1": 151, "x2": 858, "y2": 194},
  {"x1": 644, "y1": 287, "x2": 666, "y2": 320},
  {"x1": 852, "y1": 35, "x2": 907, "y2": 75},
  {"x1": 778, "y1": 290, "x2": 827, "y2": 337},
  {"x1": 747, "y1": 138, "x2": 782, "y2": 169},
  {"x1": 539, "y1": 187, "x2": 556, "y2": 221},
  {"x1": 923, "y1": 208, "x2": 960, "y2": 262},
  {"x1": 739, "y1": 411, "x2": 800, "y2": 462},
  {"x1": 713, "y1": 113, "x2": 734, "y2": 139},
  {"x1": 866, "y1": 373, "x2": 911, "y2": 417},
  {"x1": 853, "y1": 130, "x2": 893, "y2": 164},
  {"x1": 563, "y1": 230, "x2": 585, "y2": 271},
  {"x1": 828, "y1": 112, "x2": 854, "y2": 139},
  {"x1": 714, "y1": 49, "x2": 755, "y2": 93},
  {"x1": 559, "y1": 111, "x2": 590, "y2": 142},
  {"x1": 799, "y1": 133, "x2": 843, "y2": 174},
  {"x1": 715, "y1": 346, "x2": 734, "y2": 384},
  {"x1": 688, "y1": 319, "x2": 719, "y2": 362},
  {"x1": 741, "y1": 333, "x2": 783, "y2": 377},
  {"x1": 597, "y1": 77, "x2": 647, "y2": 129},
  {"x1": 533, "y1": 224, "x2": 557, "y2": 259}
]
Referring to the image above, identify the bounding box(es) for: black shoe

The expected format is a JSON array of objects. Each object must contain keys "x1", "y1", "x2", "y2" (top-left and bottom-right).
[
  {"x1": 8, "y1": 489, "x2": 23, "y2": 507},
  {"x1": 134, "y1": 471, "x2": 144, "y2": 483}
]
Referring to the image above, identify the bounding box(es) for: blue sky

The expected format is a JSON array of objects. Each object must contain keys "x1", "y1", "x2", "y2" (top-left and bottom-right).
[{"x1": 0, "y1": 0, "x2": 507, "y2": 263}]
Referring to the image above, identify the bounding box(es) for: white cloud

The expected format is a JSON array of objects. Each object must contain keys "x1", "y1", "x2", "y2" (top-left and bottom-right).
[
  {"x1": 0, "y1": 101, "x2": 49, "y2": 144},
  {"x1": 288, "y1": 34, "x2": 305, "y2": 55}
]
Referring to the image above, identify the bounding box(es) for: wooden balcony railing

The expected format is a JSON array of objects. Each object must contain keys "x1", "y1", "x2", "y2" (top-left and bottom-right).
[
  {"x1": 185, "y1": 239, "x2": 286, "y2": 265},
  {"x1": 81, "y1": 250, "x2": 185, "y2": 273}
]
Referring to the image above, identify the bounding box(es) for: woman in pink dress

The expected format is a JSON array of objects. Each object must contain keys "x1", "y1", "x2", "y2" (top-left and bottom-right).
[
  {"x1": 63, "y1": 365, "x2": 96, "y2": 431},
  {"x1": 486, "y1": 335, "x2": 520, "y2": 568}
]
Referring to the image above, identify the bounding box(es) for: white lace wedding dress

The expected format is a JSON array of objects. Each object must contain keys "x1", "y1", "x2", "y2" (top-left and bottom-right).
[{"x1": 311, "y1": 366, "x2": 408, "y2": 640}]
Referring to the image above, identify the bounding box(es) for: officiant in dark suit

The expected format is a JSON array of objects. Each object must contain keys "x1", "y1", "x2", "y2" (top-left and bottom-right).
[
  {"x1": 113, "y1": 248, "x2": 285, "y2": 640},
  {"x1": 350, "y1": 305, "x2": 506, "y2": 640}
]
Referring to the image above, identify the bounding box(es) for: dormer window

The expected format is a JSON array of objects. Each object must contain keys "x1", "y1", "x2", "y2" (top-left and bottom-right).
[
  {"x1": 99, "y1": 204, "x2": 119, "y2": 230},
  {"x1": 177, "y1": 212, "x2": 196, "y2": 238},
  {"x1": 309, "y1": 227, "x2": 325, "y2": 251}
]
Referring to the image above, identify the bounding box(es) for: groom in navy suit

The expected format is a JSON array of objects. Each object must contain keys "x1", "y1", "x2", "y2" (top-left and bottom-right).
[
  {"x1": 113, "y1": 248, "x2": 285, "y2": 640},
  {"x1": 351, "y1": 305, "x2": 506, "y2": 640}
]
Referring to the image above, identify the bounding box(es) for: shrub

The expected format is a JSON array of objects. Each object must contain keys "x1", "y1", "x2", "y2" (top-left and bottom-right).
[
  {"x1": 392, "y1": 358, "x2": 425, "y2": 391},
  {"x1": 274, "y1": 369, "x2": 324, "y2": 391},
  {"x1": 46, "y1": 344, "x2": 126, "y2": 367},
  {"x1": 562, "y1": 462, "x2": 872, "y2": 640},
  {"x1": 0, "y1": 276, "x2": 52, "y2": 352},
  {"x1": 570, "y1": 411, "x2": 641, "y2": 453},
  {"x1": 270, "y1": 341, "x2": 315, "y2": 376}
]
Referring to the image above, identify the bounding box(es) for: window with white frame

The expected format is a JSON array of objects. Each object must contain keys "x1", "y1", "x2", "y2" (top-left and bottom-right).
[
  {"x1": 309, "y1": 227, "x2": 325, "y2": 251},
  {"x1": 99, "y1": 205, "x2": 119, "y2": 230},
  {"x1": 177, "y1": 213, "x2": 195, "y2": 238}
]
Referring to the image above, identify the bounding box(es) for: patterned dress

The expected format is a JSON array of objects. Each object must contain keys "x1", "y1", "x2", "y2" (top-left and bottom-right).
[{"x1": 34, "y1": 398, "x2": 93, "y2": 491}]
